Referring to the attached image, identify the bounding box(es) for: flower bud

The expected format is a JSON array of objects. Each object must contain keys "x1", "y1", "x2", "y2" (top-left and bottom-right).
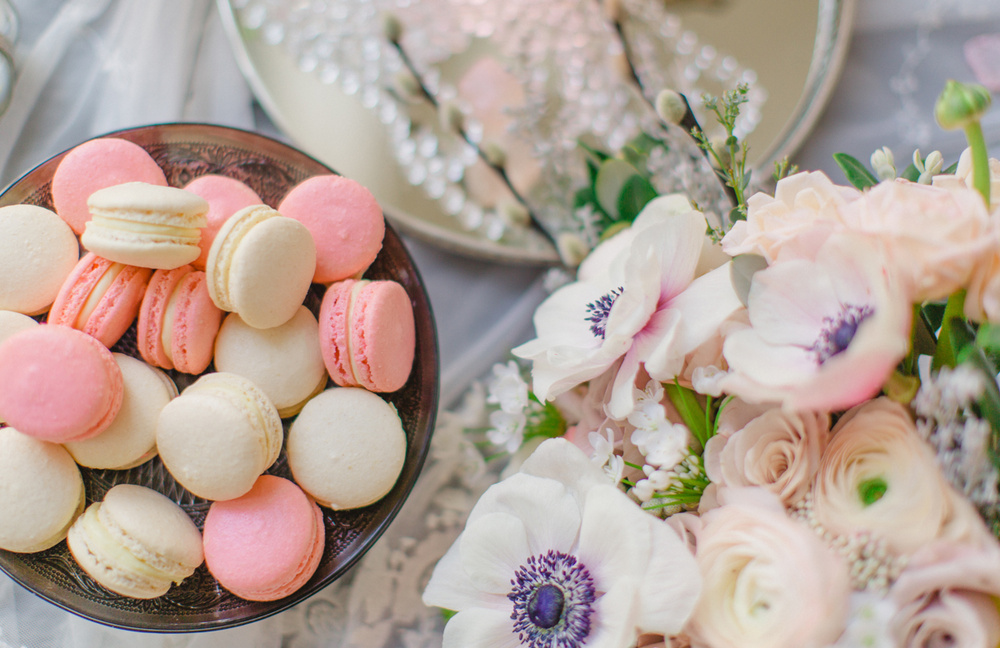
[
  {"x1": 438, "y1": 100, "x2": 465, "y2": 133},
  {"x1": 556, "y1": 231, "x2": 591, "y2": 267},
  {"x1": 870, "y1": 146, "x2": 896, "y2": 181},
  {"x1": 916, "y1": 149, "x2": 943, "y2": 184},
  {"x1": 654, "y1": 89, "x2": 688, "y2": 126},
  {"x1": 497, "y1": 199, "x2": 530, "y2": 228},
  {"x1": 602, "y1": 0, "x2": 623, "y2": 23},
  {"x1": 392, "y1": 70, "x2": 422, "y2": 101},
  {"x1": 934, "y1": 80, "x2": 992, "y2": 131},
  {"x1": 709, "y1": 136, "x2": 731, "y2": 168},
  {"x1": 381, "y1": 12, "x2": 403, "y2": 43},
  {"x1": 482, "y1": 141, "x2": 507, "y2": 168}
]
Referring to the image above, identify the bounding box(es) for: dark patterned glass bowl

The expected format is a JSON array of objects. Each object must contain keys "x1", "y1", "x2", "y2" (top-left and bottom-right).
[{"x1": 0, "y1": 124, "x2": 439, "y2": 632}]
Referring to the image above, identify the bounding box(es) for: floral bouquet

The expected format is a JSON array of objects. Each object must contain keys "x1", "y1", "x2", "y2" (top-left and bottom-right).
[{"x1": 420, "y1": 80, "x2": 1000, "y2": 648}]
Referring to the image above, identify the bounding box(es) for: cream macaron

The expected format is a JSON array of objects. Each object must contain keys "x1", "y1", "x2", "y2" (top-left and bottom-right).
[
  {"x1": 287, "y1": 387, "x2": 407, "y2": 510},
  {"x1": 0, "y1": 427, "x2": 85, "y2": 553},
  {"x1": 213, "y1": 306, "x2": 327, "y2": 417},
  {"x1": 81, "y1": 181, "x2": 209, "y2": 270},
  {"x1": 64, "y1": 353, "x2": 177, "y2": 470},
  {"x1": 205, "y1": 204, "x2": 316, "y2": 330},
  {"x1": 0, "y1": 204, "x2": 80, "y2": 315},
  {"x1": 156, "y1": 372, "x2": 283, "y2": 501},
  {"x1": 67, "y1": 484, "x2": 204, "y2": 599}
]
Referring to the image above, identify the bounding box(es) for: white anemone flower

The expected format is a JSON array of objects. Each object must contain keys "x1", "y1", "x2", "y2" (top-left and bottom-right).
[
  {"x1": 514, "y1": 197, "x2": 743, "y2": 419},
  {"x1": 423, "y1": 438, "x2": 701, "y2": 648},
  {"x1": 719, "y1": 232, "x2": 912, "y2": 412}
]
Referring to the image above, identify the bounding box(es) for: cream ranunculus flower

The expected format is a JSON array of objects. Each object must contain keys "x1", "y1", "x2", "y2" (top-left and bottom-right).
[
  {"x1": 703, "y1": 407, "x2": 829, "y2": 507},
  {"x1": 718, "y1": 233, "x2": 912, "y2": 412},
  {"x1": 422, "y1": 438, "x2": 701, "y2": 648},
  {"x1": 685, "y1": 487, "x2": 850, "y2": 648},
  {"x1": 890, "y1": 540, "x2": 1000, "y2": 648},
  {"x1": 721, "y1": 170, "x2": 860, "y2": 263},
  {"x1": 839, "y1": 178, "x2": 993, "y2": 302},
  {"x1": 811, "y1": 398, "x2": 970, "y2": 556}
]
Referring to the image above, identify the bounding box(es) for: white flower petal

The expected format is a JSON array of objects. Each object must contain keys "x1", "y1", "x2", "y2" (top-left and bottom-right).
[
  {"x1": 746, "y1": 260, "x2": 838, "y2": 345},
  {"x1": 581, "y1": 581, "x2": 641, "y2": 648},
  {"x1": 460, "y1": 512, "x2": 531, "y2": 594},
  {"x1": 424, "y1": 534, "x2": 512, "y2": 612},
  {"x1": 576, "y1": 486, "x2": 649, "y2": 588},
  {"x1": 519, "y1": 438, "x2": 610, "y2": 493},
  {"x1": 442, "y1": 608, "x2": 522, "y2": 648},
  {"x1": 643, "y1": 263, "x2": 744, "y2": 380},
  {"x1": 467, "y1": 473, "x2": 582, "y2": 556},
  {"x1": 635, "y1": 515, "x2": 702, "y2": 636},
  {"x1": 646, "y1": 211, "x2": 707, "y2": 300}
]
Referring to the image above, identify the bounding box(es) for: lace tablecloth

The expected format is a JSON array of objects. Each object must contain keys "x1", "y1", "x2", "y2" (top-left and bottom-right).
[{"x1": 0, "y1": 0, "x2": 999, "y2": 646}]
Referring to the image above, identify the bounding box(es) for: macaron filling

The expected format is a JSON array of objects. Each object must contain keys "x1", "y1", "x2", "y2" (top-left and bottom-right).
[
  {"x1": 207, "y1": 205, "x2": 274, "y2": 311},
  {"x1": 74, "y1": 261, "x2": 126, "y2": 329},
  {"x1": 87, "y1": 214, "x2": 203, "y2": 243}
]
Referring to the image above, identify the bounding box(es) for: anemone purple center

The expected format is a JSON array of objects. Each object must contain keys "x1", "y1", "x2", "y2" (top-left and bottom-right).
[
  {"x1": 811, "y1": 304, "x2": 873, "y2": 364},
  {"x1": 585, "y1": 287, "x2": 623, "y2": 340},
  {"x1": 509, "y1": 550, "x2": 596, "y2": 648}
]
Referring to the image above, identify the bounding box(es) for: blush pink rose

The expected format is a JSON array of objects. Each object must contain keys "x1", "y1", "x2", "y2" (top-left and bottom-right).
[
  {"x1": 890, "y1": 540, "x2": 1000, "y2": 647},
  {"x1": 722, "y1": 171, "x2": 859, "y2": 263},
  {"x1": 839, "y1": 179, "x2": 992, "y2": 302},
  {"x1": 704, "y1": 407, "x2": 829, "y2": 507}
]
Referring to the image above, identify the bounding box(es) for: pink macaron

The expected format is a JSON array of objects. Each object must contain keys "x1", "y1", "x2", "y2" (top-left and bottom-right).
[
  {"x1": 47, "y1": 252, "x2": 152, "y2": 348},
  {"x1": 202, "y1": 475, "x2": 324, "y2": 601},
  {"x1": 182, "y1": 175, "x2": 262, "y2": 271},
  {"x1": 318, "y1": 278, "x2": 415, "y2": 392},
  {"x1": 51, "y1": 138, "x2": 168, "y2": 235},
  {"x1": 137, "y1": 265, "x2": 223, "y2": 374},
  {"x1": 0, "y1": 324, "x2": 123, "y2": 443},
  {"x1": 277, "y1": 175, "x2": 385, "y2": 284}
]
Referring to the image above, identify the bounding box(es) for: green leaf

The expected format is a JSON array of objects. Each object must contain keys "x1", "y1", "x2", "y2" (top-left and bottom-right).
[
  {"x1": 944, "y1": 161, "x2": 959, "y2": 174},
  {"x1": 899, "y1": 162, "x2": 920, "y2": 182},
  {"x1": 977, "y1": 323, "x2": 1000, "y2": 355},
  {"x1": 573, "y1": 186, "x2": 595, "y2": 209},
  {"x1": 616, "y1": 174, "x2": 659, "y2": 222},
  {"x1": 833, "y1": 152, "x2": 879, "y2": 189},
  {"x1": 932, "y1": 291, "x2": 967, "y2": 370},
  {"x1": 595, "y1": 158, "x2": 644, "y2": 219},
  {"x1": 948, "y1": 316, "x2": 977, "y2": 366},
  {"x1": 922, "y1": 301, "x2": 946, "y2": 333},
  {"x1": 664, "y1": 382, "x2": 708, "y2": 450}
]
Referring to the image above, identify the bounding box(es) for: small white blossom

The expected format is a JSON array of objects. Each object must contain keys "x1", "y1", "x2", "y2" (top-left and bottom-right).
[
  {"x1": 485, "y1": 361, "x2": 529, "y2": 413},
  {"x1": 588, "y1": 428, "x2": 616, "y2": 467},
  {"x1": 914, "y1": 149, "x2": 944, "y2": 184},
  {"x1": 604, "y1": 455, "x2": 625, "y2": 485},
  {"x1": 628, "y1": 381, "x2": 689, "y2": 469},
  {"x1": 871, "y1": 146, "x2": 896, "y2": 181},
  {"x1": 691, "y1": 365, "x2": 726, "y2": 397},
  {"x1": 487, "y1": 409, "x2": 526, "y2": 453}
]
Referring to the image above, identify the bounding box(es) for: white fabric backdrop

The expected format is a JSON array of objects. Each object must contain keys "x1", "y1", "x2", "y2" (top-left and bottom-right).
[{"x1": 0, "y1": 0, "x2": 998, "y2": 646}]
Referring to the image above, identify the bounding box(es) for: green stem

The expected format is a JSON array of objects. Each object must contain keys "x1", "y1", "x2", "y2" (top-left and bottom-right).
[{"x1": 965, "y1": 121, "x2": 992, "y2": 207}]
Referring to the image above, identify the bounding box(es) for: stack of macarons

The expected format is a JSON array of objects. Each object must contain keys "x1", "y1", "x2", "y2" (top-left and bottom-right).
[{"x1": 0, "y1": 136, "x2": 421, "y2": 604}]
